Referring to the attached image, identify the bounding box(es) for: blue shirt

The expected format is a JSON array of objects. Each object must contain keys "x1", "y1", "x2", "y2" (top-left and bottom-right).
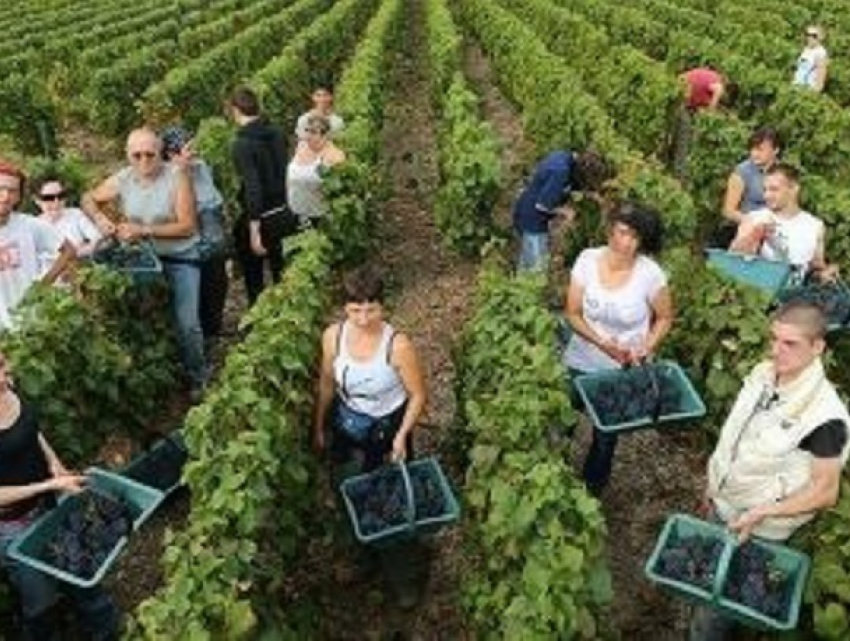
[{"x1": 513, "y1": 151, "x2": 574, "y2": 233}]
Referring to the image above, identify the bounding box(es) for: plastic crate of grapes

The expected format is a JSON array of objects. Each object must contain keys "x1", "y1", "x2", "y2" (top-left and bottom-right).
[
  {"x1": 340, "y1": 458, "x2": 460, "y2": 546},
  {"x1": 705, "y1": 249, "x2": 792, "y2": 297},
  {"x1": 573, "y1": 361, "x2": 706, "y2": 433},
  {"x1": 774, "y1": 279, "x2": 850, "y2": 332},
  {"x1": 8, "y1": 468, "x2": 164, "y2": 588},
  {"x1": 644, "y1": 513, "x2": 731, "y2": 605},
  {"x1": 716, "y1": 538, "x2": 811, "y2": 632},
  {"x1": 92, "y1": 241, "x2": 162, "y2": 285},
  {"x1": 120, "y1": 431, "x2": 188, "y2": 497}
]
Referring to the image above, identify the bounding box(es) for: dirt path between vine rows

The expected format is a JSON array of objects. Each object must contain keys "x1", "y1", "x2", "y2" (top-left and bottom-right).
[
  {"x1": 292, "y1": 0, "x2": 479, "y2": 637},
  {"x1": 462, "y1": 39, "x2": 711, "y2": 640}
]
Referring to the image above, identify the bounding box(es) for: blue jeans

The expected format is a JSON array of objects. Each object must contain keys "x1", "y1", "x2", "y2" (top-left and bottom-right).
[
  {"x1": 1, "y1": 511, "x2": 121, "y2": 639},
  {"x1": 161, "y1": 256, "x2": 207, "y2": 388},
  {"x1": 517, "y1": 231, "x2": 549, "y2": 272}
]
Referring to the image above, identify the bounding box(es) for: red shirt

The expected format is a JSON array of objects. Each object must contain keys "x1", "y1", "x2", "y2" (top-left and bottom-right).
[{"x1": 683, "y1": 68, "x2": 722, "y2": 109}]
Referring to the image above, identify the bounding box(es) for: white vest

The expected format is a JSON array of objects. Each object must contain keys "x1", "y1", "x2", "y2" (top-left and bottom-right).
[{"x1": 708, "y1": 359, "x2": 850, "y2": 540}]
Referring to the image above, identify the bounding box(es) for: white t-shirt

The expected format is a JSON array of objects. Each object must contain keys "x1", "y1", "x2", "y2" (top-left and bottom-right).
[
  {"x1": 748, "y1": 208, "x2": 823, "y2": 272},
  {"x1": 564, "y1": 247, "x2": 668, "y2": 372},
  {"x1": 295, "y1": 111, "x2": 345, "y2": 140},
  {"x1": 41, "y1": 207, "x2": 102, "y2": 252},
  {"x1": 0, "y1": 213, "x2": 65, "y2": 329},
  {"x1": 794, "y1": 45, "x2": 828, "y2": 89}
]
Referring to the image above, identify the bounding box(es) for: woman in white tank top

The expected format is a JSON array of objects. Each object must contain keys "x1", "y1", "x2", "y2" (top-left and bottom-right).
[
  {"x1": 286, "y1": 114, "x2": 345, "y2": 229},
  {"x1": 314, "y1": 267, "x2": 426, "y2": 473}
]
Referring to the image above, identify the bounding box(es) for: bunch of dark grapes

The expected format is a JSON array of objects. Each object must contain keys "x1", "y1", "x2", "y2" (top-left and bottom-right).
[
  {"x1": 96, "y1": 244, "x2": 156, "y2": 270},
  {"x1": 44, "y1": 491, "x2": 135, "y2": 579},
  {"x1": 588, "y1": 365, "x2": 682, "y2": 426},
  {"x1": 656, "y1": 533, "x2": 724, "y2": 590},
  {"x1": 722, "y1": 543, "x2": 791, "y2": 620},
  {"x1": 777, "y1": 283, "x2": 850, "y2": 328},
  {"x1": 409, "y1": 465, "x2": 447, "y2": 520},
  {"x1": 123, "y1": 439, "x2": 188, "y2": 491},
  {"x1": 348, "y1": 465, "x2": 448, "y2": 535},
  {"x1": 347, "y1": 467, "x2": 409, "y2": 536}
]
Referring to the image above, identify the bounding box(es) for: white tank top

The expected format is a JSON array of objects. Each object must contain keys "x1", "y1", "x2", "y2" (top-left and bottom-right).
[
  {"x1": 333, "y1": 321, "x2": 407, "y2": 417},
  {"x1": 286, "y1": 155, "x2": 326, "y2": 221}
]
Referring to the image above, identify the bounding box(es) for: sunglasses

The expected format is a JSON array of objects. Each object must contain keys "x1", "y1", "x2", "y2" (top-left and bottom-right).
[
  {"x1": 130, "y1": 151, "x2": 158, "y2": 161},
  {"x1": 39, "y1": 191, "x2": 66, "y2": 201},
  {"x1": 304, "y1": 128, "x2": 327, "y2": 135},
  {"x1": 806, "y1": 32, "x2": 820, "y2": 38}
]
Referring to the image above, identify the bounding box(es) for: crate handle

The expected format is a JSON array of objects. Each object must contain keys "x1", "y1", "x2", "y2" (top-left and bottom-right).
[
  {"x1": 397, "y1": 461, "x2": 416, "y2": 531},
  {"x1": 711, "y1": 533, "x2": 737, "y2": 603}
]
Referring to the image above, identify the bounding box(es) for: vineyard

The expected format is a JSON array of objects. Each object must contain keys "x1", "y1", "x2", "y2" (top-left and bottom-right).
[{"x1": 3, "y1": 0, "x2": 850, "y2": 638}]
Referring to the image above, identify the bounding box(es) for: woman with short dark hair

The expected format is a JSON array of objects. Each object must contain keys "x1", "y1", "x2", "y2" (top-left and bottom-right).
[
  {"x1": 313, "y1": 266, "x2": 425, "y2": 473},
  {"x1": 563, "y1": 203, "x2": 673, "y2": 495}
]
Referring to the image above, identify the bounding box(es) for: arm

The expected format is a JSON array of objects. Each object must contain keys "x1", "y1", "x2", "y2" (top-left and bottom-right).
[
  {"x1": 729, "y1": 457, "x2": 842, "y2": 542},
  {"x1": 645, "y1": 286, "x2": 674, "y2": 355},
  {"x1": 81, "y1": 174, "x2": 121, "y2": 235},
  {"x1": 74, "y1": 210, "x2": 104, "y2": 257},
  {"x1": 390, "y1": 333, "x2": 427, "y2": 462},
  {"x1": 707, "y1": 81, "x2": 725, "y2": 109},
  {"x1": 312, "y1": 324, "x2": 338, "y2": 453},
  {"x1": 38, "y1": 231, "x2": 77, "y2": 285},
  {"x1": 722, "y1": 172, "x2": 746, "y2": 225},
  {"x1": 729, "y1": 215, "x2": 769, "y2": 254},
  {"x1": 564, "y1": 277, "x2": 630, "y2": 364},
  {"x1": 39, "y1": 433, "x2": 70, "y2": 477},
  {"x1": 813, "y1": 56, "x2": 828, "y2": 93},
  {"x1": 810, "y1": 221, "x2": 838, "y2": 280},
  {"x1": 234, "y1": 139, "x2": 270, "y2": 255}
]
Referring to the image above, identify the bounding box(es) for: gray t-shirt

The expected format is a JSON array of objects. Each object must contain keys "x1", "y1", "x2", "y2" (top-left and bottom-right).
[{"x1": 116, "y1": 164, "x2": 198, "y2": 257}]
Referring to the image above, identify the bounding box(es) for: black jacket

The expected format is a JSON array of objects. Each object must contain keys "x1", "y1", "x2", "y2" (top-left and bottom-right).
[{"x1": 232, "y1": 118, "x2": 287, "y2": 220}]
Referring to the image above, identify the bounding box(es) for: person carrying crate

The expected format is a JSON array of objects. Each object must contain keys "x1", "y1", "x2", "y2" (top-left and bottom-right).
[
  {"x1": 692, "y1": 301, "x2": 850, "y2": 639},
  {"x1": 0, "y1": 351, "x2": 122, "y2": 640},
  {"x1": 313, "y1": 266, "x2": 429, "y2": 608}
]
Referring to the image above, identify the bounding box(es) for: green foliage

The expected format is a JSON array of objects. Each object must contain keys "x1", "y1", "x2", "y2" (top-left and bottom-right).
[
  {"x1": 0, "y1": 266, "x2": 177, "y2": 464},
  {"x1": 425, "y1": 0, "x2": 501, "y2": 256},
  {"x1": 133, "y1": 232, "x2": 332, "y2": 639},
  {"x1": 803, "y1": 478, "x2": 850, "y2": 640},
  {"x1": 662, "y1": 248, "x2": 769, "y2": 437},
  {"x1": 456, "y1": 259, "x2": 610, "y2": 639},
  {"x1": 141, "y1": 0, "x2": 332, "y2": 128},
  {"x1": 324, "y1": 0, "x2": 403, "y2": 266}
]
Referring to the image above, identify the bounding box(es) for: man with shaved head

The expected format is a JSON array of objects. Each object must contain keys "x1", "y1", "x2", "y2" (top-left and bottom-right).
[
  {"x1": 691, "y1": 300, "x2": 849, "y2": 639},
  {"x1": 84, "y1": 127, "x2": 209, "y2": 400}
]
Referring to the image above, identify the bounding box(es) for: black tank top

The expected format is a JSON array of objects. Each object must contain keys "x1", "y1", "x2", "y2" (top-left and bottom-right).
[{"x1": 0, "y1": 400, "x2": 50, "y2": 517}]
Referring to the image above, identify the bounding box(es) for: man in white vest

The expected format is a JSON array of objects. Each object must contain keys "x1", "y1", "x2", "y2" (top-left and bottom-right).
[{"x1": 692, "y1": 300, "x2": 849, "y2": 640}]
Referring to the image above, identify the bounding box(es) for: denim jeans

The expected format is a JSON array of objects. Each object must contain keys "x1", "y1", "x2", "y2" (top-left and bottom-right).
[
  {"x1": 160, "y1": 256, "x2": 207, "y2": 388},
  {"x1": 517, "y1": 231, "x2": 550, "y2": 272},
  {"x1": 1, "y1": 511, "x2": 121, "y2": 639}
]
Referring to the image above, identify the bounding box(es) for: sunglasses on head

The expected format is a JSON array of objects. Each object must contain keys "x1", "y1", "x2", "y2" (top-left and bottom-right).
[
  {"x1": 130, "y1": 151, "x2": 158, "y2": 161},
  {"x1": 39, "y1": 191, "x2": 66, "y2": 201}
]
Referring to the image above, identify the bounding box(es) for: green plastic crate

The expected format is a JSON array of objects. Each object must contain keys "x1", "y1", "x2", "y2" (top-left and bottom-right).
[
  {"x1": 774, "y1": 279, "x2": 850, "y2": 332},
  {"x1": 120, "y1": 431, "x2": 188, "y2": 497},
  {"x1": 644, "y1": 513, "x2": 730, "y2": 605},
  {"x1": 8, "y1": 468, "x2": 164, "y2": 588},
  {"x1": 717, "y1": 538, "x2": 811, "y2": 632},
  {"x1": 340, "y1": 457, "x2": 460, "y2": 546},
  {"x1": 573, "y1": 361, "x2": 706, "y2": 433},
  {"x1": 706, "y1": 248, "x2": 792, "y2": 297},
  {"x1": 92, "y1": 241, "x2": 162, "y2": 285},
  {"x1": 645, "y1": 513, "x2": 811, "y2": 632}
]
